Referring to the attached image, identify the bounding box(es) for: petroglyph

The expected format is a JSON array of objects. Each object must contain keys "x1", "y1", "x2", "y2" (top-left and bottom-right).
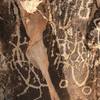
[{"x1": 0, "y1": 0, "x2": 100, "y2": 100}]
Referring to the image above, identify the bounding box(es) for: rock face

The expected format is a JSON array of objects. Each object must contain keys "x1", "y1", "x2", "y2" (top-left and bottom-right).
[{"x1": 0, "y1": 0, "x2": 100, "y2": 100}]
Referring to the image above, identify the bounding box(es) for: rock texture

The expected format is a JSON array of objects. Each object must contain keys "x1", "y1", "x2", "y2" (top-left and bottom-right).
[{"x1": 0, "y1": 0, "x2": 100, "y2": 100}]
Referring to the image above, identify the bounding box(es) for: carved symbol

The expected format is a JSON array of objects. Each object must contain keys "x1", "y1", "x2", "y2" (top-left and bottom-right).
[
  {"x1": 71, "y1": 63, "x2": 89, "y2": 87},
  {"x1": 82, "y1": 86, "x2": 92, "y2": 96}
]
